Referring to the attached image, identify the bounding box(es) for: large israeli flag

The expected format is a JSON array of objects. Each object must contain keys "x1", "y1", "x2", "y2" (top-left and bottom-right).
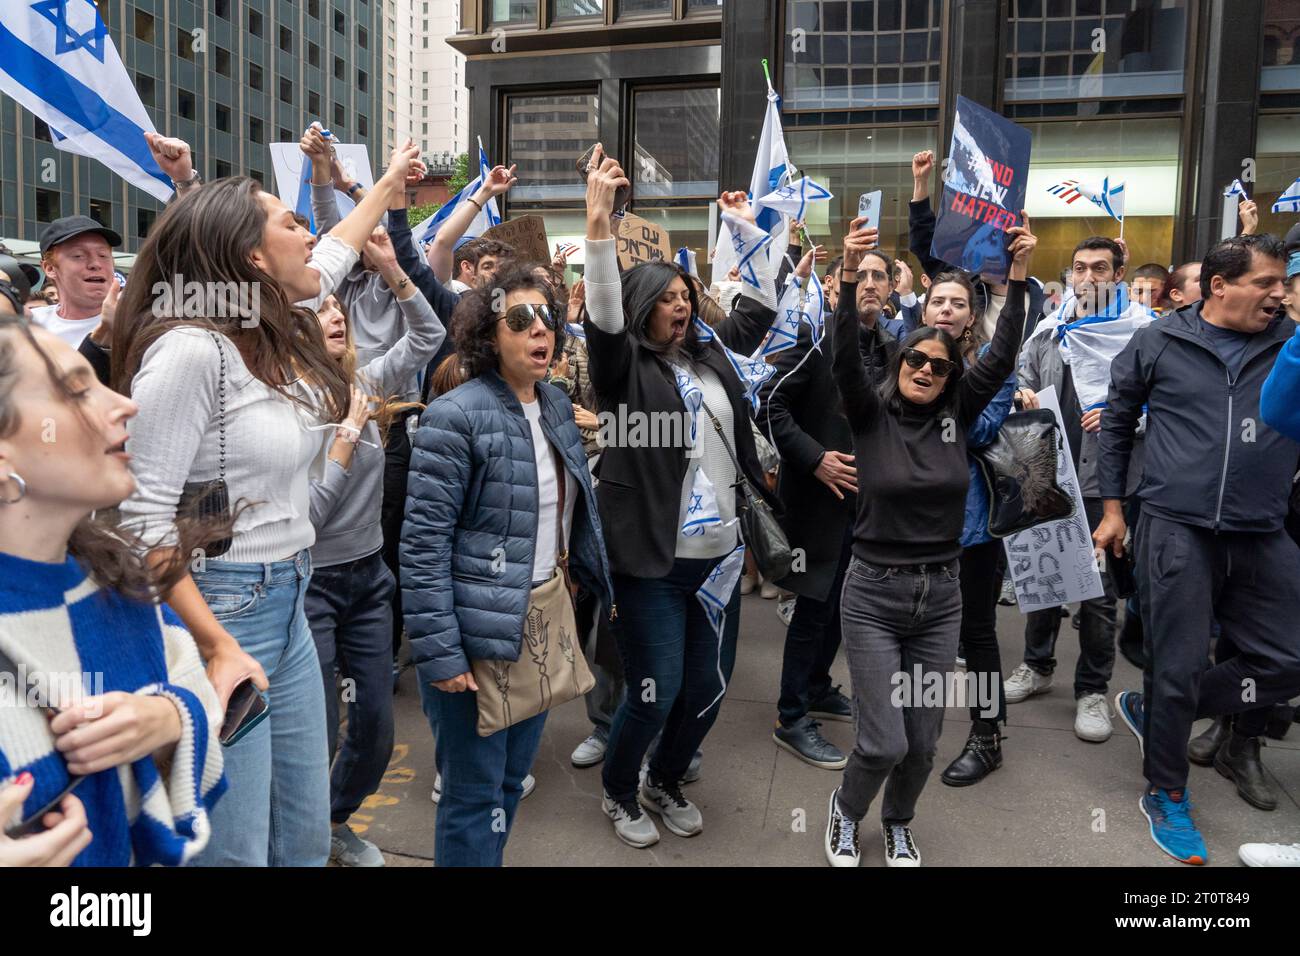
[
  {"x1": 413, "y1": 138, "x2": 501, "y2": 245},
  {"x1": 1273, "y1": 176, "x2": 1300, "y2": 214},
  {"x1": 0, "y1": 1, "x2": 172, "y2": 201}
]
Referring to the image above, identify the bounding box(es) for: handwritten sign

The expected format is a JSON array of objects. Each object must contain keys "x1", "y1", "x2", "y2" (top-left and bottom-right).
[
  {"x1": 481, "y1": 215, "x2": 551, "y2": 265},
  {"x1": 1003, "y1": 386, "x2": 1104, "y2": 613},
  {"x1": 617, "y1": 213, "x2": 673, "y2": 270}
]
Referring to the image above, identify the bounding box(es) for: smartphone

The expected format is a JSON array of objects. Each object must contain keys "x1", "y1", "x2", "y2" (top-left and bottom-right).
[
  {"x1": 219, "y1": 678, "x2": 268, "y2": 747},
  {"x1": 576, "y1": 144, "x2": 630, "y2": 218},
  {"x1": 4, "y1": 774, "x2": 84, "y2": 839},
  {"x1": 858, "y1": 191, "x2": 882, "y2": 234}
]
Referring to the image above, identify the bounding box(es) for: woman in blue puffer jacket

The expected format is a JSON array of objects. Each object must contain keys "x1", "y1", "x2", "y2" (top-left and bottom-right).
[{"x1": 400, "y1": 266, "x2": 614, "y2": 867}]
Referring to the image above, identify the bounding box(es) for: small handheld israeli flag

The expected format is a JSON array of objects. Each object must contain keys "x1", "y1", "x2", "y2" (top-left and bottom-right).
[
  {"x1": 1222, "y1": 179, "x2": 1249, "y2": 240},
  {"x1": 761, "y1": 275, "x2": 810, "y2": 358},
  {"x1": 693, "y1": 317, "x2": 776, "y2": 413},
  {"x1": 675, "y1": 247, "x2": 698, "y2": 278},
  {"x1": 756, "y1": 176, "x2": 833, "y2": 222},
  {"x1": 1076, "y1": 177, "x2": 1126, "y2": 223},
  {"x1": 722, "y1": 212, "x2": 774, "y2": 291},
  {"x1": 1224, "y1": 179, "x2": 1249, "y2": 199},
  {"x1": 693, "y1": 544, "x2": 747, "y2": 717},
  {"x1": 1273, "y1": 177, "x2": 1300, "y2": 215},
  {"x1": 0, "y1": 2, "x2": 172, "y2": 200}
]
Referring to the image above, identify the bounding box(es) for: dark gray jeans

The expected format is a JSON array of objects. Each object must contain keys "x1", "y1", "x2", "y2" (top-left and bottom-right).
[{"x1": 837, "y1": 556, "x2": 963, "y2": 825}]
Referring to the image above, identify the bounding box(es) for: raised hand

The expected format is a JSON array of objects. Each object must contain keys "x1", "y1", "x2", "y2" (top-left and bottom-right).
[
  {"x1": 584, "y1": 145, "x2": 630, "y2": 240},
  {"x1": 145, "y1": 132, "x2": 195, "y2": 186},
  {"x1": 480, "y1": 164, "x2": 518, "y2": 199},
  {"x1": 1007, "y1": 212, "x2": 1037, "y2": 280},
  {"x1": 794, "y1": 246, "x2": 818, "y2": 281},
  {"x1": 912, "y1": 150, "x2": 935, "y2": 181},
  {"x1": 842, "y1": 218, "x2": 879, "y2": 271},
  {"x1": 718, "y1": 190, "x2": 756, "y2": 224}
]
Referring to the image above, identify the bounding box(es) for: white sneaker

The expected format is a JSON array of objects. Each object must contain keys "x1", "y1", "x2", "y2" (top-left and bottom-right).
[
  {"x1": 824, "y1": 788, "x2": 860, "y2": 867},
  {"x1": 1074, "y1": 692, "x2": 1113, "y2": 742},
  {"x1": 602, "y1": 790, "x2": 661, "y2": 848},
  {"x1": 433, "y1": 771, "x2": 533, "y2": 803},
  {"x1": 1004, "y1": 662, "x2": 1053, "y2": 704},
  {"x1": 639, "y1": 772, "x2": 703, "y2": 837},
  {"x1": 883, "y1": 823, "x2": 921, "y2": 867},
  {"x1": 1239, "y1": 842, "x2": 1300, "y2": 867},
  {"x1": 330, "y1": 824, "x2": 385, "y2": 867},
  {"x1": 571, "y1": 733, "x2": 607, "y2": 767},
  {"x1": 740, "y1": 573, "x2": 757, "y2": 596}
]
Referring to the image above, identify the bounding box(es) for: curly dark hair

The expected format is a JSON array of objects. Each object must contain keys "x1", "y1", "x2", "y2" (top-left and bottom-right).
[{"x1": 452, "y1": 265, "x2": 566, "y2": 379}]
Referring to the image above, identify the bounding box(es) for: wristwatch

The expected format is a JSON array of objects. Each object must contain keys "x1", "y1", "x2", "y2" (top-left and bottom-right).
[
  {"x1": 347, "y1": 182, "x2": 362, "y2": 196},
  {"x1": 175, "y1": 169, "x2": 203, "y2": 189}
]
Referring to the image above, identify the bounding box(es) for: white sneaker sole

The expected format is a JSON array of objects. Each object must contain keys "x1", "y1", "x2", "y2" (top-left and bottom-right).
[
  {"x1": 638, "y1": 790, "x2": 703, "y2": 838},
  {"x1": 603, "y1": 802, "x2": 661, "y2": 848},
  {"x1": 571, "y1": 749, "x2": 606, "y2": 768},
  {"x1": 1074, "y1": 721, "x2": 1114, "y2": 743},
  {"x1": 773, "y1": 732, "x2": 849, "y2": 770},
  {"x1": 1004, "y1": 681, "x2": 1052, "y2": 705},
  {"x1": 823, "y1": 790, "x2": 860, "y2": 868}
]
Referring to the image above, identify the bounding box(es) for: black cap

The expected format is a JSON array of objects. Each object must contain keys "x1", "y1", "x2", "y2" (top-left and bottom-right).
[{"x1": 38, "y1": 215, "x2": 122, "y2": 255}]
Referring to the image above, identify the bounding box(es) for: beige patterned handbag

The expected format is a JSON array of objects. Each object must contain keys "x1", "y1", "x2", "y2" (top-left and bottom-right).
[{"x1": 472, "y1": 443, "x2": 594, "y2": 737}]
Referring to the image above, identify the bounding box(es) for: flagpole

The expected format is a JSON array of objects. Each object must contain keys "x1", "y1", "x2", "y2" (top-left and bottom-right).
[
  {"x1": 761, "y1": 58, "x2": 773, "y2": 93},
  {"x1": 1119, "y1": 216, "x2": 1124, "y2": 241}
]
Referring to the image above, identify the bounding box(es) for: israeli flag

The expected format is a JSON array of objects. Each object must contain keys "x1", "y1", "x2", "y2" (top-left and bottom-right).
[
  {"x1": 1273, "y1": 177, "x2": 1300, "y2": 214},
  {"x1": 693, "y1": 544, "x2": 746, "y2": 717},
  {"x1": 413, "y1": 137, "x2": 501, "y2": 245},
  {"x1": 693, "y1": 316, "x2": 775, "y2": 414},
  {"x1": 675, "y1": 247, "x2": 698, "y2": 278},
  {"x1": 713, "y1": 82, "x2": 792, "y2": 283},
  {"x1": 722, "y1": 212, "x2": 774, "y2": 292},
  {"x1": 1224, "y1": 179, "x2": 1249, "y2": 199},
  {"x1": 761, "y1": 274, "x2": 811, "y2": 358},
  {"x1": 1076, "y1": 177, "x2": 1126, "y2": 223},
  {"x1": 1222, "y1": 179, "x2": 1249, "y2": 239},
  {"x1": 0, "y1": 1, "x2": 172, "y2": 201},
  {"x1": 756, "y1": 176, "x2": 833, "y2": 222}
]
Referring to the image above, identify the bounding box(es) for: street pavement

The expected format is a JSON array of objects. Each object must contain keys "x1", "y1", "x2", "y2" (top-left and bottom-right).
[{"x1": 349, "y1": 594, "x2": 1300, "y2": 867}]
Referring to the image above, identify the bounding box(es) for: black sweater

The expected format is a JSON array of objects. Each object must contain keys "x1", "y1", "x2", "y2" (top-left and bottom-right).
[{"x1": 831, "y1": 278, "x2": 1026, "y2": 565}]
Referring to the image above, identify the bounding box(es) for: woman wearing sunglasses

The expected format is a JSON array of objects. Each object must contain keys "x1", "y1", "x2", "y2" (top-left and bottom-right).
[
  {"x1": 401, "y1": 267, "x2": 613, "y2": 867},
  {"x1": 823, "y1": 214, "x2": 1036, "y2": 867}
]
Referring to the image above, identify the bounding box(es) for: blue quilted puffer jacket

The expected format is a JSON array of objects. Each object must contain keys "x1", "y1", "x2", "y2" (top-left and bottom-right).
[{"x1": 400, "y1": 370, "x2": 614, "y2": 684}]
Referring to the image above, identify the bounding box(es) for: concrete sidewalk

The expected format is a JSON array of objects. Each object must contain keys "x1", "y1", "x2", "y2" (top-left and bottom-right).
[{"x1": 350, "y1": 594, "x2": 1300, "y2": 867}]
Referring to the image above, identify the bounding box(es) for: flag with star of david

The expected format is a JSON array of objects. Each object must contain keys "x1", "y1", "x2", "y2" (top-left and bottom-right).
[{"x1": 756, "y1": 176, "x2": 833, "y2": 222}]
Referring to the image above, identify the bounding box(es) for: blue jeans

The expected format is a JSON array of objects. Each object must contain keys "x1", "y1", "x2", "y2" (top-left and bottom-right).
[
  {"x1": 420, "y1": 682, "x2": 547, "y2": 867},
  {"x1": 601, "y1": 555, "x2": 742, "y2": 802},
  {"x1": 305, "y1": 551, "x2": 396, "y2": 824},
  {"x1": 190, "y1": 551, "x2": 331, "y2": 867}
]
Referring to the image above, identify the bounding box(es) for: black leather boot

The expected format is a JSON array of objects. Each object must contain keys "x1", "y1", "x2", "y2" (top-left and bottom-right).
[
  {"x1": 1187, "y1": 716, "x2": 1232, "y2": 766},
  {"x1": 940, "y1": 720, "x2": 1003, "y2": 787},
  {"x1": 1214, "y1": 734, "x2": 1278, "y2": 811}
]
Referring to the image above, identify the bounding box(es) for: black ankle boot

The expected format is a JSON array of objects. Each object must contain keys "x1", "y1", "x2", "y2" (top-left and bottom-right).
[
  {"x1": 940, "y1": 720, "x2": 1002, "y2": 787},
  {"x1": 1214, "y1": 733, "x2": 1278, "y2": 811},
  {"x1": 1187, "y1": 716, "x2": 1232, "y2": 766}
]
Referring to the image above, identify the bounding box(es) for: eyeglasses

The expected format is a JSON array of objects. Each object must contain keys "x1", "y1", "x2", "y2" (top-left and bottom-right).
[
  {"x1": 499, "y1": 303, "x2": 556, "y2": 332},
  {"x1": 901, "y1": 347, "x2": 957, "y2": 378}
]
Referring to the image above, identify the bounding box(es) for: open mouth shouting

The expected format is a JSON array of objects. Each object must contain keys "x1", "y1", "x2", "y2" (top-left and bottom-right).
[{"x1": 528, "y1": 341, "x2": 551, "y2": 367}]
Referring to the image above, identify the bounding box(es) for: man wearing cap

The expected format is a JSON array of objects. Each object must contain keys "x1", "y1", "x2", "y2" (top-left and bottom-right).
[{"x1": 30, "y1": 215, "x2": 122, "y2": 348}]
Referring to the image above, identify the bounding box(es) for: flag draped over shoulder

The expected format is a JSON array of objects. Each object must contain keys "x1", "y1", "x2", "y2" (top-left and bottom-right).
[
  {"x1": 414, "y1": 138, "x2": 501, "y2": 245},
  {"x1": 0, "y1": 1, "x2": 172, "y2": 201}
]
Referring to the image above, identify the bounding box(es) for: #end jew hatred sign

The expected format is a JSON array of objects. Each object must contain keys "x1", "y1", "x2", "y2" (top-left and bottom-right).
[
  {"x1": 932, "y1": 96, "x2": 1032, "y2": 284},
  {"x1": 1002, "y1": 386, "x2": 1105, "y2": 612},
  {"x1": 617, "y1": 213, "x2": 673, "y2": 270}
]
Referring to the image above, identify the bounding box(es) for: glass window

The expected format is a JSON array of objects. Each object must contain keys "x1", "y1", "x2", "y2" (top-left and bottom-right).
[
  {"x1": 358, "y1": 70, "x2": 369, "y2": 92},
  {"x1": 358, "y1": 26, "x2": 369, "y2": 48},
  {"x1": 89, "y1": 199, "x2": 112, "y2": 230},
  {"x1": 137, "y1": 208, "x2": 157, "y2": 240},
  {"x1": 135, "y1": 73, "x2": 155, "y2": 108},
  {"x1": 1004, "y1": 0, "x2": 1188, "y2": 102},
  {"x1": 249, "y1": 64, "x2": 263, "y2": 90},
  {"x1": 214, "y1": 0, "x2": 230, "y2": 19},
  {"x1": 1263, "y1": 1, "x2": 1300, "y2": 91},
  {"x1": 359, "y1": 114, "x2": 369, "y2": 138},
  {"x1": 133, "y1": 10, "x2": 155, "y2": 43},
  {"x1": 249, "y1": 9, "x2": 263, "y2": 37},
  {"x1": 554, "y1": 0, "x2": 604, "y2": 17},
  {"x1": 1022, "y1": 117, "x2": 1181, "y2": 278},
  {"x1": 177, "y1": 88, "x2": 195, "y2": 119},
  {"x1": 335, "y1": 57, "x2": 346, "y2": 80},
  {"x1": 309, "y1": 91, "x2": 321, "y2": 115},
  {"x1": 335, "y1": 102, "x2": 346, "y2": 127},
  {"x1": 687, "y1": 0, "x2": 723, "y2": 10},
  {"x1": 279, "y1": 26, "x2": 293, "y2": 53},
  {"x1": 280, "y1": 77, "x2": 293, "y2": 104},
  {"x1": 507, "y1": 91, "x2": 600, "y2": 202},
  {"x1": 36, "y1": 189, "x2": 61, "y2": 223},
  {"x1": 215, "y1": 160, "x2": 232, "y2": 179},
  {"x1": 490, "y1": 1, "x2": 537, "y2": 25},
  {"x1": 176, "y1": 27, "x2": 195, "y2": 60},
  {"x1": 309, "y1": 0, "x2": 321, "y2": 19},
  {"x1": 308, "y1": 41, "x2": 321, "y2": 68},
  {"x1": 786, "y1": 125, "x2": 939, "y2": 262},
  {"x1": 784, "y1": 0, "x2": 943, "y2": 109},
  {"x1": 215, "y1": 46, "x2": 231, "y2": 77},
  {"x1": 335, "y1": 11, "x2": 346, "y2": 33},
  {"x1": 214, "y1": 104, "x2": 231, "y2": 132},
  {"x1": 633, "y1": 87, "x2": 720, "y2": 199},
  {"x1": 618, "y1": 0, "x2": 671, "y2": 15},
  {"x1": 1255, "y1": 112, "x2": 1300, "y2": 238},
  {"x1": 250, "y1": 117, "x2": 265, "y2": 144}
]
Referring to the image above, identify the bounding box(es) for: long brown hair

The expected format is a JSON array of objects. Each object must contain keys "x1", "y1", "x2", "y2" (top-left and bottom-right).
[
  {"x1": 324, "y1": 295, "x2": 422, "y2": 442},
  {"x1": 925, "y1": 270, "x2": 981, "y2": 363},
  {"x1": 111, "y1": 177, "x2": 349, "y2": 423},
  {"x1": 0, "y1": 318, "x2": 231, "y2": 601}
]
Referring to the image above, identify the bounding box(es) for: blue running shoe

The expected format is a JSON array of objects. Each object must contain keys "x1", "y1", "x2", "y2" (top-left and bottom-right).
[
  {"x1": 1140, "y1": 789, "x2": 1207, "y2": 865},
  {"x1": 1115, "y1": 691, "x2": 1145, "y2": 756}
]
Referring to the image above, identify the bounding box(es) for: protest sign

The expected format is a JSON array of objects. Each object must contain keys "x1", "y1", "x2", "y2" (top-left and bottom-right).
[
  {"x1": 269, "y1": 142, "x2": 375, "y2": 229},
  {"x1": 1003, "y1": 386, "x2": 1105, "y2": 613},
  {"x1": 617, "y1": 214, "x2": 673, "y2": 270},
  {"x1": 932, "y1": 96, "x2": 1031, "y2": 283},
  {"x1": 481, "y1": 215, "x2": 550, "y2": 265}
]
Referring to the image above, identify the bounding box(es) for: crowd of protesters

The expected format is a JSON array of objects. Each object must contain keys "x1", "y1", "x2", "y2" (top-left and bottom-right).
[{"x1": 0, "y1": 123, "x2": 1297, "y2": 870}]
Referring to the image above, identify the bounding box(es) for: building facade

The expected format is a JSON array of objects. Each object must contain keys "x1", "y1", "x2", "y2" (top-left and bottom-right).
[
  {"x1": 0, "y1": 0, "x2": 384, "y2": 251},
  {"x1": 387, "y1": 0, "x2": 470, "y2": 165},
  {"x1": 450, "y1": 0, "x2": 1298, "y2": 282}
]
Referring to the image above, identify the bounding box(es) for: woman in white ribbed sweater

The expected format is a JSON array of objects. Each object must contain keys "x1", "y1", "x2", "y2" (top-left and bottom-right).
[{"x1": 111, "y1": 144, "x2": 420, "y2": 866}]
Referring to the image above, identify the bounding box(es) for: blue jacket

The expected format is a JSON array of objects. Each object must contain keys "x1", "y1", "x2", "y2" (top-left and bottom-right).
[
  {"x1": 1262, "y1": 321, "x2": 1300, "y2": 442},
  {"x1": 962, "y1": 346, "x2": 1016, "y2": 548},
  {"x1": 400, "y1": 371, "x2": 614, "y2": 684},
  {"x1": 1100, "y1": 303, "x2": 1300, "y2": 532}
]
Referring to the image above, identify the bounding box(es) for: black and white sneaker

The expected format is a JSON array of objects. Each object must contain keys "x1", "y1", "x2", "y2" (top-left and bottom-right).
[
  {"x1": 639, "y1": 772, "x2": 703, "y2": 837},
  {"x1": 824, "y1": 788, "x2": 860, "y2": 867},
  {"x1": 602, "y1": 790, "x2": 660, "y2": 848},
  {"x1": 883, "y1": 823, "x2": 921, "y2": 867}
]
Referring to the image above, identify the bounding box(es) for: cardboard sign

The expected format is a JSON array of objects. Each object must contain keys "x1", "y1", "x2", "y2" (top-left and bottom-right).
[
  {"x1": 268, "y1": 142, "x2": 375, "y2": 230},
  {"x1": 481, "y1": 215, "x2": 550, "y2": 265},
  {"x1": 931, "y1": 96, "x2": 1032, "y2": 283},
  {"x1": 1002, "y1": 386, "x2": 1106, "y2": 613},
  {"x1": 617, "y1": 213, "x2": 673, "y2": 270}
]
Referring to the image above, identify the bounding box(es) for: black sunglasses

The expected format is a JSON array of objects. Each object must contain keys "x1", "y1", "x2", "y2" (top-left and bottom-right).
[
  {"x1": 500, "y1": 303, "x2": 556, "y2": 332},
  {"x1": 901, "y1": 347, "x2": 958, "y2": 378}
]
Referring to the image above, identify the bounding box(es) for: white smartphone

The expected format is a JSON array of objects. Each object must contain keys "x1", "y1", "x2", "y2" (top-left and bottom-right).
[{"x1": 858, "y1": 191, "x2": 882, "y2": 235}]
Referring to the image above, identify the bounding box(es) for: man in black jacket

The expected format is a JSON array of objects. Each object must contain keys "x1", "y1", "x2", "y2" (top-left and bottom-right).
[{"x1": 1096, "y1": 234, "x2": 1299, "y2": 866}]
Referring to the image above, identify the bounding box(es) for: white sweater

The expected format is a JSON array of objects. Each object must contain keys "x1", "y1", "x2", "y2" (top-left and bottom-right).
[{"x1": 121, "y1": 327, "x2": 328, "y2": 563}]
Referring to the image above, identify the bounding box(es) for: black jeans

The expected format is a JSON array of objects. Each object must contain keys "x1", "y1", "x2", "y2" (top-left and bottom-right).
[
  {"x1": 1136, "y1": 513, "x2": 1300, "y2": 791},
  {"x1": 380, "y1": 411, "x2": 417, "y2": 659},
  {"x1": 305, "y1": 551, "x2": 397, "y2": 824},
  {"x1": 959, "y1": 539, "x2": 1006, "y2": 724},
  {"x1": 777, "y1": 527, "x2": 852, "y2": 726},
  {"x1": 1022, "y1": 498, "x2": 1117, "y2": 698}
]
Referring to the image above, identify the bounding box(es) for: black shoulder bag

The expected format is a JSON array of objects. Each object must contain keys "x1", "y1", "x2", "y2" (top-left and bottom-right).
[
  {"x1": 700, "y1": 400, "x2": 793, "y2": 581},
  {"x1": 176, "y1": 331, "x2": 232, "y2": 558},
  {"x1": 971, "y1": 408, "x2": 1076, "y2": 538}
]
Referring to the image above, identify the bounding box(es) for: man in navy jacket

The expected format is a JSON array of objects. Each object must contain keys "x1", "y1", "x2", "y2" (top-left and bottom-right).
[{"x1": 1096, "y1": 234, "x2": 1299, "y2": 866}]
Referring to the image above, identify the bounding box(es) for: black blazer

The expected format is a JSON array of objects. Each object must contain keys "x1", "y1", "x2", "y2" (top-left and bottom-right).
[{"x1": 584, "y1": 293, "x2": 779, "y2": 579}]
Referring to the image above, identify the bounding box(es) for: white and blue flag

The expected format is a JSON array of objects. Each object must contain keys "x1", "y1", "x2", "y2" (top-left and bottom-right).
[
  {"x1": 757, "y1": 176, "x2": 832, "y2": 222},
  {"x1": 1224, "y1": 179, "x2": 1249, "y2": 199},
  {"x1": 0, "y1": 1, "x2": 172, "y2": 201},
  {"x1": 693, "y1": 543, "x2": 746, "y2": 717},
  {"x1": 722, "y1": 212, "x2": 774, "y2": 292},
  {"x1": 1273, "y1": 176, "x2": 1300, "y2": 214},
  {"x1": 675, "y1": 247, "x2": 698, "y2": 278},
  {"x1": 1076, "y1": 177, "x2": 1126, "y2": 223},
  {"x1": 413, "y1": 138, "x2": 501, "y2": 245}
]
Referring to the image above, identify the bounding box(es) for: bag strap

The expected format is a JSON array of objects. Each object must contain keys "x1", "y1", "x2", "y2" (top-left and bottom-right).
[
  {"x1": 206, "y1": 331, "x2": 228, "y2": 481},
  {"x1": 699, "y1": 399, "x2": 751, "y2": 494},
  {"x1": 549, "y1": 440, "x2": 567, "y2": 565}
]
